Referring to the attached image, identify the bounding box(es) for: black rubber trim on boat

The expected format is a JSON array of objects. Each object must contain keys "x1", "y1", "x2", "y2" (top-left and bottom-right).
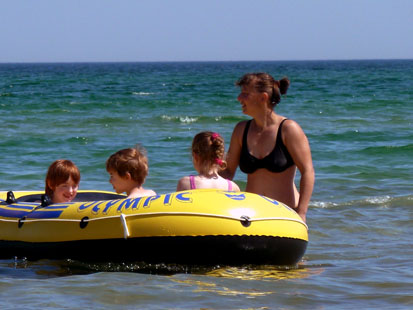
[
  {"x1": 13, "y1": 192, "x2": 126, "y2": 203},
  {"x1": 6, "y1": 191, "x2": 16, "y2": 204},
  {"x1": 18, "y1": 216, "x2": 26, "y2": 228},
  {"x1": 40, "y1": 194, "x2": 52, "y2": 208},
  {"x1": 240, "y1": 215, "x2": 251, "y2": 227},
  {"x1": 80, "y1": 217, "x2": 89, "y2": 229},
  {"x1": 0, "y1": 235, "x2": 308, "y2": 265}
]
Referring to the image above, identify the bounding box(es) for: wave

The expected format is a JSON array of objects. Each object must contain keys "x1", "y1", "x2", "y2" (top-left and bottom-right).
[
  {"x1": 161, "y1": 115, "x2": 198, "y2": 124},
  {"x1": 361, "y1": 144, "x2": 413, "y2": 155},
  {"x1": 132, "y1": 92, "x2": 154, "y2": 96},
  {"x1": 311, "y1": 194, "x2": 413, "y2": 209},
  {"x1": 319, "y1": 131, "x2": 404, "y2": 143},
  {"x1": 159, "y1": 114, "x2": 245, "y2": 124}
]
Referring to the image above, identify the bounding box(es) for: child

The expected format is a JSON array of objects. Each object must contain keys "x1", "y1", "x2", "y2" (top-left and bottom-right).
[
  {"x1": 177, "y1": 131, "x2": 240, "y2": 191},
  {"x1": 45, "y1": 159, "x2": 80, "y2": 203},
  {"x1": 106, "y1": 146, "x2": 156, "y2": 199}
]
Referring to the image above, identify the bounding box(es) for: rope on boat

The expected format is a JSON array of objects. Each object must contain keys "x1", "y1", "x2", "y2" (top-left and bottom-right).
[{"x1": 0, "y1": 211, "x2": 308, "y2": 229}]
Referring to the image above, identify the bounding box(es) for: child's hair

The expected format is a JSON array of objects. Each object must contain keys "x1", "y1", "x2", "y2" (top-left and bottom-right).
[
  {"x1": 192, "y1": 131, "x2": 227, "y2": 174},
  {"x1": 45, "y1": 159, "x2": 80, "y2": 197},
  {"x1": 106, "y1": 146, "x2": 149, "y2": 187}
]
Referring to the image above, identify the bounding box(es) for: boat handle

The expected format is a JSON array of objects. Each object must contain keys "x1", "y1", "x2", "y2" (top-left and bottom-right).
[{"x1": 120, "y1": 214, "x2": 130, "y2": 239}]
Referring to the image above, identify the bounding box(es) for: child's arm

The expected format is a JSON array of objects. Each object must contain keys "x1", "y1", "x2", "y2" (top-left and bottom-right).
[
  {"x1": 232, "y1": 181, "x2": 241, "y2": 192},
  {"x1": 176, "y1": 176, "x2": 190, "y2": 191}
]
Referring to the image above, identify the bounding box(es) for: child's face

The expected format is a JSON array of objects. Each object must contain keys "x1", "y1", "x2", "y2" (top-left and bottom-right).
[
  {"x1": 52, "y1": 176, "x2": 78, "y2": 203},
  {"x1": 108, "y1": 170, "x2": 131, "y2": 194}
]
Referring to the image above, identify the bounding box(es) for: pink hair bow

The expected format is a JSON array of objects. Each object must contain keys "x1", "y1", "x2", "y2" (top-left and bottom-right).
[{"x1": 215, "y1": 158, "x2": 223, "y2": 165}]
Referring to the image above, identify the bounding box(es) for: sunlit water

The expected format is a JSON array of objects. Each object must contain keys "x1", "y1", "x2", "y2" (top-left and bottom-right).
[{"x1": 0, "y1": 60, "x2": 412, "y2": 309}]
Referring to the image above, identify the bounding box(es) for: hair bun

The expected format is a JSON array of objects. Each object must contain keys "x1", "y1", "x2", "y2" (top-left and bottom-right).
[{"x1": 279, "y1": 77, "x2": 290, "y2": 95}]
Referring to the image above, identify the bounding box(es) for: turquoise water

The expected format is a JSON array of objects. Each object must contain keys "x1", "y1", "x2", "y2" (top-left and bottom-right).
[{"x1": 0, "y1": 60, "x2": 412, "y2": 309}]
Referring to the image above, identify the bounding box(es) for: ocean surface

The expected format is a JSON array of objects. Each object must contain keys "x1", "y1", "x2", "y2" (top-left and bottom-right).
[{"x1": 0, "y1": 60, "x2": 412, "y2": 309}]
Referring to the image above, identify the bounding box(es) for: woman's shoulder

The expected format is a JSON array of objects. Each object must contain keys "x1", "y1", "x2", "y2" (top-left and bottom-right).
[
  {"x1": 235, "y1": 119, "x2": 249, "y2": 128},
  {"x1": 281, "y1": 118, "x2": 304, "y2": 135},
  {"x1": 232, "y1": 119, "x2": 249, "y2": 136},
  {"x1": 280, "y1": 118, "x2": 309, "y2": 148}
]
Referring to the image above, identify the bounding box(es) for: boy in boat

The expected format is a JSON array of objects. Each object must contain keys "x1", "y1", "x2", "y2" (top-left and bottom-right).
[{"x1": 106, "y1": 146, "x2": 156, "y2": 199}]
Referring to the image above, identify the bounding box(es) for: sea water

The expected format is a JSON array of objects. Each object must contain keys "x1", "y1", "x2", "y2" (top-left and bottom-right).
[{"x1": 0, "y1": 60, "x2": 412, "y2": 309}]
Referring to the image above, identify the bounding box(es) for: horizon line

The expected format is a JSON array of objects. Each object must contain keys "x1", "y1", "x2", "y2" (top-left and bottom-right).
[{"x1": 1, "y1": 57, "x2": 412, "y2": 64}]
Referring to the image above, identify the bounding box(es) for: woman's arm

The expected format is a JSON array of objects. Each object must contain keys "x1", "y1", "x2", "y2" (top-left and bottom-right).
[
  {"x1": 220, "y1": 121, "x2": 245, "y2": 180},
  {"x1": 283, "y1": 121, "x2": 315, "y2": 222}
]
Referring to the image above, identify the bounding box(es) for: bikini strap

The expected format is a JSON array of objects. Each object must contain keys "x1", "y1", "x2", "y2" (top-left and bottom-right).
[
  {"x1": 189, "y1": 175, "x2": 196, "y2": 189},
  {"x1": 242, "y1": 120, "x2": 252, "y2": 146},
  {"x1": 227, "y1": 179, "x2": 233, "y2": 191},
  {"x1": 280, "y1": 118, "x2": 289, "y2": 126},
  {"x1": 277, "y1": 118, "x2": 289, "y2": 140}
]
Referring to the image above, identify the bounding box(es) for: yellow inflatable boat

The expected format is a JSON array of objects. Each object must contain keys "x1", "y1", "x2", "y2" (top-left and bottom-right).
[{"x1": 0, "y1": 189, "x2": 308, "y2": 265}]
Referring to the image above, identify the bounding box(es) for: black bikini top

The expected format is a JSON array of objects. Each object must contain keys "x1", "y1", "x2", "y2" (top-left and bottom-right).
[{"x1": 239, "y1": 119, "x2": 295, "y2": 174}]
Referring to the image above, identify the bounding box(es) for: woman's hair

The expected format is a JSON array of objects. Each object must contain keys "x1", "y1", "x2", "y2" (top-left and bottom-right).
[
  {"x1": 192, "y1": 131, "x2": 227, "y2": 174},
  {"x1": 45, "y1": 159, "x2": 80, "y2": 198},
  {"x1": 236, "y1": 72, "x2": 290, "y2": 107},
  {"x1": 106, "y1": 146, "x2": 149, "y2": 187}
]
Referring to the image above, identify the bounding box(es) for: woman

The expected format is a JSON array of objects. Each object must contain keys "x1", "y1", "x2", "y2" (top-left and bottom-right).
[{"x1": 221, "y1": 73, "x2": 314, "y2": 222}]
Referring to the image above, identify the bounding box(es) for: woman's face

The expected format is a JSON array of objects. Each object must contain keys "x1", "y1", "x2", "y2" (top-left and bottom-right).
[
  {"x1": 52, "y1": 176, "x2": 78, "y2": 203},
  {"x1": 237, "y1": 84, "x2": 263, "y2": 115}
]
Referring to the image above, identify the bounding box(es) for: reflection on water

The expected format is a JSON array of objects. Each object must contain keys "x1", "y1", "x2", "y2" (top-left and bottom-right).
[
  {"x1": 2, "y1": 258, "x2": 97, "y2": 278},
  {"x1": 204, "y1": 263, "x2": 325, "y2": 281},
  {"x1": 168, "y1": 263, "x2": 326, "y2": 298},
  {"x1": 1, "y1": 257, "x2": 325, "y2": 281},
  {"x1": 172, "y1": 278, "x2": 274, "y2": 297}
]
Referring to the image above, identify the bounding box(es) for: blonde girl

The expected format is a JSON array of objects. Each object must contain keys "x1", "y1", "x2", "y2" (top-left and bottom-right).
[{"x1": 177, "y1": 131, "x2": 240, "y2": 191}]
